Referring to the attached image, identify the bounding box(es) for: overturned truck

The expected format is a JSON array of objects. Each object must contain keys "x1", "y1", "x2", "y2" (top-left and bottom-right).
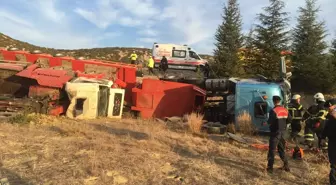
[
  {"x1": 203, "y1": 52, "x2": 292, "y2": 132},
  {"x1": 0, "y1": 47, "x2": 206, "y2": 120},
  {"x1": 0, "y1": 48, "x2": 135, "y2": 119}
]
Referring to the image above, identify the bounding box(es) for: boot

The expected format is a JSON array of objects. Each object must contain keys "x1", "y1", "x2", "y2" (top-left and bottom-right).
[
  {"x1": 283, "y1": 163, "x2": 290, "y2": 172},
  {"x1": 267, "y1": 167, "x2": 273, "y2": 174}
]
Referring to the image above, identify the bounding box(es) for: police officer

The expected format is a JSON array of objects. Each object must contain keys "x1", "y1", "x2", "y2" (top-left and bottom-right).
[
  {"x1": 321, "y1": 99, "x2": 336, "y2": 184},
  {"x1": 303, "y1": 93, "x2": 328, "y2": 150},
  {"x1": 287, "y1": 94, "x2": 304, "y2": 143},
  {"x1": 267, "y1": 95, "x2": 292, "y2": 173}
]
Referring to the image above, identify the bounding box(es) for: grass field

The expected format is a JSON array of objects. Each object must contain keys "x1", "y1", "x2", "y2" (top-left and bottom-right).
[{"x1": 0, "y1": 114, "x2": 330, "y2": 185}]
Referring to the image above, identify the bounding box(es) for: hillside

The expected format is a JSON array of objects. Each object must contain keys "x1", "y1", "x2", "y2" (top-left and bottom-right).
[
  {"x1": 0, "y1": 33, "x2": 214, "y2": 63},
  {"x1": 0, "y1": 114, "x2": 329, "y2": 185}
]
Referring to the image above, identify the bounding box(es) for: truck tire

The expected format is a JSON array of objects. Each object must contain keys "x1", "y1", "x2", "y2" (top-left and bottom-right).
[{"x1": 204, "y1": 122, "x2": 227, "y2": 134}]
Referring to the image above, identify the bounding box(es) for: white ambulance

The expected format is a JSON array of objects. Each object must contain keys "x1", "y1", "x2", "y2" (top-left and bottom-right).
[{"x1": 152, "y1": 43, "x2": 208, "y2": 71}]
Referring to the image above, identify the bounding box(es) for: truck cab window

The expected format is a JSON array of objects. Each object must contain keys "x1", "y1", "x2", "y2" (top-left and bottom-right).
[
  {"x1": 189, "y1": 51, "x2": 200, "y2": 60},
  {"x1": 254, "y1": 102, "x2": 268, "y2": 118},
  {"x1": 172, "y1": 50, "x2": 186, "y2": 58}
]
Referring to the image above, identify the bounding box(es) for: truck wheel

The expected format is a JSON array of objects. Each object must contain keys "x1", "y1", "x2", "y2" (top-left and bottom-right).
[{"x1": 204, "y1": 122, "x2": 227, "y2": 134}]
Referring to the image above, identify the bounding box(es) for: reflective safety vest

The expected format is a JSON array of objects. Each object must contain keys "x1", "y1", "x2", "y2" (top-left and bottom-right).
[
  {"x1": 130, "y1": 53, "x2": 137, "y2": 61},
  {"x1": 148, "y1": 58, "x2": 154, "y2": 68},
  {"x1": 288, "y1": 104, "x2": 303, "y2": 120},
  {"x1": 312, "y1": 109, "x2": 328, "y2": 120},
  {"x1": 273, "y1": 106, "x2": 288, "y2": 119},
  {"x1": 304, "y1": 133, "x2": 314, "y2": 141}
]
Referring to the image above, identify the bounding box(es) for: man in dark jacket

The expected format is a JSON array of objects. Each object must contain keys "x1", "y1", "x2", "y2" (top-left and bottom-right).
[
  {"x1": 160, "y1": 56, "x2": 168, "y2": 74},
  {"x1": 267, "y1": 95, "x2": 292, "y2": 174},
  {"x1": 321, "y1": 99, "x2": 336, "y2": 185}
]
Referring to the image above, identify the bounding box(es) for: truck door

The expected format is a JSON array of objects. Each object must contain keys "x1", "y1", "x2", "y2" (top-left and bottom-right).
[{"x1": 251, "y1": 90, "x2": 270, "y2": 132}]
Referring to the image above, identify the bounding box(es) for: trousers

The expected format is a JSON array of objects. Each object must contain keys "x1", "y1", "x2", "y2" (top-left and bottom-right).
[
  {"x1": 148, "y1": 67, "x2": 154, "y2": 75},
  {"x1": 267, "y1": 132, "x2": 288, "y2": 168},
  {"x1": 329, "y1": 141, "x2": 336, "y2": 184}
]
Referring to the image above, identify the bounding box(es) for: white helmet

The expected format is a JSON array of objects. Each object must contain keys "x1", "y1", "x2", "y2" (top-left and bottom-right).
[
  {"x1": 314, "y1": 92, "x2": 325, "y2": 102},
  {"x1": 292, "y1": 94, "x2": 301, "y2": 100}
]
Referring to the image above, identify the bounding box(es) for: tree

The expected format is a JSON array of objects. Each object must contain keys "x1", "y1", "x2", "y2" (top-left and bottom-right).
[
  {"x1": 213, "y1": 0, "x2": 244, "y2": 77},
  {"x1": 291, "y1": 0, "x2": 332, "y2": 92},
  {"x1": 253, "y1": 0, "x2": 290, "y2": 79},
  {"x1": 330, "y1": 38, "x2": 336, "y2": 67},
  {"x1": 240, "y1": 27, "x2": 259, "y2": 77}
]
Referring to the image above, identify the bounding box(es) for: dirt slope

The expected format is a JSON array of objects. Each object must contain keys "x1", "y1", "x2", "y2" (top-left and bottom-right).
[
  {"x1": 0, "y1": 33, "x2": 214, "y2": 63},
  {"x1": 0, "y1": 115, "x2": 329, "y2": 185}
]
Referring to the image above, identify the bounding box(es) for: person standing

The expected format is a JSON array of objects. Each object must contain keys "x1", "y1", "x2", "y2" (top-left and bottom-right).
[
  {"x1": 303, "y1": 93, "x2": 328, "y2": 150},
  {"x1": 147, "y1": 56, "x2": 155, "y2": 75},
  {"x1": 267, "y1": 95, "x2": 292, "y2": 174},
  {"x1": 129, "y1": 51, "x2": 138, "y2": 64},
  {"x1": 160, "y1": 56, "x2": 168, "y2": 75},
  {"x1": 287, "y1": 94, "x2": 304, "y2": 143},
  {"x1": 321, "y1": 99, "x2": 336, "y2": 184}
]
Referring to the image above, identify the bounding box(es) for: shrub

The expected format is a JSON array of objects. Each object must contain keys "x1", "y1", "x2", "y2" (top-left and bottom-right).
[
  {"x1": 185, "y1": 112, "x2": 204, "y2": 134},
  {"x1": 8, "y1": 113, "x2": 38, "y2": 125},
  {"x1": 236, "y1": 111, "x2": 256, "y2": 135}
]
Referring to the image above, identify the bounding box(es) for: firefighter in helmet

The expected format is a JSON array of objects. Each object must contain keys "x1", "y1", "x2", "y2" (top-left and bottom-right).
[
  {"x1": 303, "y1": 93, "x2": 329, "y2": 150},
  {"x1": 287, "y1": 94, "x2": 304, "y2": 143}
]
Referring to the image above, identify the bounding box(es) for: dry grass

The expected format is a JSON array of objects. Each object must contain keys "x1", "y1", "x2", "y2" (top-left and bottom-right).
[
  {"x1": 185, "y1": 112, "x2": 204, "y2": 134},
  {"x1": 236, "y1": 111, "x2": 256, "y2": 135},
  {"x1": 0, "y1": 115, "x2": 330, "y2": 185}
]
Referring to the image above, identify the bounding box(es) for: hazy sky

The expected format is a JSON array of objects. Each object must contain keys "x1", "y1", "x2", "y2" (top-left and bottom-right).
[{"x1": 0, "y1": 0, "x2": 335, "y2": 54}]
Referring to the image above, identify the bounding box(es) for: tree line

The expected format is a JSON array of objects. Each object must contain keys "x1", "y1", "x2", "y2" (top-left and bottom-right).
[{"x1": 213, "y1": 0, "x2": 336, "y2": 93}]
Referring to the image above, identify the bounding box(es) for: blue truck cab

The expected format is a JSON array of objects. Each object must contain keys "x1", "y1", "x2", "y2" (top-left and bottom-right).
[
  {"x1": 234, "y1": 78, "x2": 288, "y2": 132},
  {"x1": 203, "y1": 54, "x2": 292, "y2": 132}
]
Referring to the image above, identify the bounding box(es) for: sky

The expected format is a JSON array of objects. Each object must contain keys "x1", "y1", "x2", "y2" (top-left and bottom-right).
[{"x1": 0, "y1": 0, "x2": 335, "y2": 54}]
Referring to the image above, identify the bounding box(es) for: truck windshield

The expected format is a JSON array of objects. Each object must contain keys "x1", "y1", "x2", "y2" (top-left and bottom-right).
[{"x1": 189, "y1": 51, "x2": 201, "y2": 60}]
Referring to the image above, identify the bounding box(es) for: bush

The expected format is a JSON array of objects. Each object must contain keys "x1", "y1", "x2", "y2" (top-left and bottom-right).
[
  {"x1": 236, "y1": 111, "x2": 256, "y2": 135},
  {"x1": 8, "y1": 113, "x2": 38, "y2": 125},
  {"x1": 185, "y1": 112, "x2": 204, "y2": 134}
]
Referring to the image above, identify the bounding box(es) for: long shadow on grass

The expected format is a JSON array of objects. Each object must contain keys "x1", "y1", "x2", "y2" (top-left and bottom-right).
[
  {"x1": 93, "y1": 124, "x2": 149, "y2": 140},
  {"x1": 49, "y1": 126, "x2": 69, "y2": 136},
  {"x1": 0, "y1": 167, "x2": 33, "y2": 185}
]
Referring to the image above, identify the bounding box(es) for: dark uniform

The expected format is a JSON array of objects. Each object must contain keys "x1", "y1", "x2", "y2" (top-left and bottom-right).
[
  {"x1": 321, "y1": 99, "x2": 336, "y2": 184},
  {"x1": 303, "y1": 101, "x2": 328, "y2": 149},
  {"x1": 160, "y1": 56, "x2": 168, "y2": 73},
  {"x1": 287, "y1": 100, "x2": 304, "y2": 142},
  {"x1": 267, "y1": 100, "x2": 292, "y2": 173},
  {"x1": 203, "y1": 63, "x2": 210, "y2": 78}
]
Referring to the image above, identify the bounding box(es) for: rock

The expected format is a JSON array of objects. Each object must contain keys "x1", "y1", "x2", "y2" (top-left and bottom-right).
[
  {"x1": 113, "y1": 175, "x2": 128, "y2": 184},
  {"x1": 165, "y1": 117, "x2": 182, "y2": 123},
  {"x1": 0, "y1": 178, "x2": 9, "y2": 185},
  {"x1": 106, "y1": 170, "x2": 119, "y2": 177},
  {"x1": 155, "y1": 118, "x2": 166, "y2": 124},
  {"x1": 161, "y1": 163, "x2": 175, "y2": 175},
  {"x1": 106, "y1": 171, "x2": 128, "y2": 184},
  {"x1": 84, "y1": 176, "x2": 98, "y2": 185}
]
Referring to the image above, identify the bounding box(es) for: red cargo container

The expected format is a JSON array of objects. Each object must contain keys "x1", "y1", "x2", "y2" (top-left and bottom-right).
[{"x1": 131, "y1": 78, "x2": 206, "y2": 119}]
